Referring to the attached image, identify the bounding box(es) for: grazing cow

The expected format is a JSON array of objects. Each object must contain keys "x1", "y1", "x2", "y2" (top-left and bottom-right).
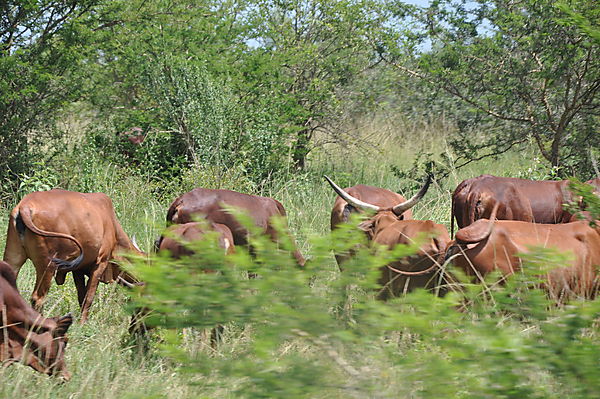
[
  {"x1": 3, "y1": 189, "x2": 143, "y2": 323},
  {"x1": 325, "y1": 175, "x2": 453, "y2": 299},
  {"x1": 330, "y1": 183, "x2": 412, "y2": 267},
  {"x1": 0, "y1": 261, "x2": 72, "y2": 379},
  {"x1": 153, "y1": 221, "x2": 235, "y2": 347},
  {"x1": 446, "y1": 204, "x2": 600, "y2": 300},
  {"x1": 450, "y1": 175, "x2": 591, "y2": 236},
  {"x1": 166, "y1": 188, "x2": 305, "y2": 267},
  {"x1": 156, "y1": 221, "x2": 235, "y2": 258}
]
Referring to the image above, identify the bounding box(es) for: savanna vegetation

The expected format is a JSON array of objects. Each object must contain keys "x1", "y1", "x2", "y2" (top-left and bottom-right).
[{"x1": 0, "y1": 0, "x2": 599, "y2": 397}]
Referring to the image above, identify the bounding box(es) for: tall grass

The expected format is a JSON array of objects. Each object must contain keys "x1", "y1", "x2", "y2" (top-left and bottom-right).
[{"x1": 0, "y1": 116, "x2": 577, "y2": 398}]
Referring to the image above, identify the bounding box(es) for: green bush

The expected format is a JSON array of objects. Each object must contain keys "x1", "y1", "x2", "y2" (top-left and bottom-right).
[{"x1": 128, "y1": 210, "x2": 600, "y2": 398}]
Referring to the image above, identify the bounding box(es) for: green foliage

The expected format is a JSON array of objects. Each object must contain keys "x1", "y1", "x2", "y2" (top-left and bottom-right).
[
  {"x1": 382, "y1": 0, "x2": 600, "y2": 177},
  {"x1": 130, "y1": 209, "x2": 600, "y2": 398},
  {"x1": 17, "y1": 161, "x2": 59, "y2": 197},
  {"x1": 566, "y1": 178, "x2": 600, "y2": 223},
  {"x1": 0, "y1": 1, "x2": 97, "y2": 197}
]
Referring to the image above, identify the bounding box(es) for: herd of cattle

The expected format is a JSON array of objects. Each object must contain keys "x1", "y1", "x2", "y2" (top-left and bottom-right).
[{"x1": 0, "y1": 173, "x2": 599, "y2": 380}]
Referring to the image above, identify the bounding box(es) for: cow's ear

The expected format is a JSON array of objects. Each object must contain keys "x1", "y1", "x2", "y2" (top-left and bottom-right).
[
  {"x1": 358, "y1": 220, "x2": 375, "y2": 238},
  {"x1": 53, "y1": 313, "x2": 73, "y2": 337}
]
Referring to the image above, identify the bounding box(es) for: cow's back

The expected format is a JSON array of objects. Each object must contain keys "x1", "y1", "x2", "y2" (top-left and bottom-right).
[
  {"x1": 452, "y1": 220, "x2": 600, "y2": 298},
  {"x1": 167, "y1": 188, "x2": 283, "y2": 246},
  {"x1": 453, "y1": 175, "x2": 572, "y2": 227},
  {"x1": 13, "y1": 190, "x2": 112, "y2": 262}
]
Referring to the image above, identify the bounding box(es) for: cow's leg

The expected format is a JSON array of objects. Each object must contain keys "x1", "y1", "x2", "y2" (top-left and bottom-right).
[
  {"x1": 210, "y1": 324, "x2": 225, "y2": 349},
  {"x1": 79, "y1": 262, "x2": 108, "y2": 324},
  {"x1": 3, "y1": 218, "x2": 28, "y2": 275},
  {"x1": 28, "y1": 251, "x2": 57, "y2": 312},
  {"x1": 72, "y1": 271, "x2": 87, "y2": 307}
]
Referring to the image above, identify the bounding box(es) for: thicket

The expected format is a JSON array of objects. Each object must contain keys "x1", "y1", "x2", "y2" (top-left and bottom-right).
[{"x1": 126, "y1": 209, "x2": 600, "y2": 398}]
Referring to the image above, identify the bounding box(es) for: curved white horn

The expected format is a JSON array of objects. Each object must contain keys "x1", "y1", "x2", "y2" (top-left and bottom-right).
[
  {"x1": 131, "y1": 235, "x2": 143, "y2": 253},
  {"x1": 392, "y1": 174, "x2": 432, "y2": 216},
  {"x1": 324, "y1": 175, "x2": 380, "y2": 212}
]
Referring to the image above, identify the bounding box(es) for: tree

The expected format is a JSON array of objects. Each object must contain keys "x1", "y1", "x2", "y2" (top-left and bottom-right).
[
  {"x1": 380, "y1": 0, "x2": 600, "y2": 177},
  {"x1": 246, "y1": 0, "x2": 387, "y2": 169},
  {"x1": 0, "y1": 1, "x2": 97, "y2": 196}
]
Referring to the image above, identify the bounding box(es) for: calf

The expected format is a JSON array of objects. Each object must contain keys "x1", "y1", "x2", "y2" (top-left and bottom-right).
[{"x1": 156, "y1": 221, "x2": 235, "y2": 258}]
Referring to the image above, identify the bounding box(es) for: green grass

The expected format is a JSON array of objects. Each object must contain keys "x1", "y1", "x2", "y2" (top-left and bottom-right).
[{"x1": 0, "y1": 118, "x2": 574, "y2": 398}]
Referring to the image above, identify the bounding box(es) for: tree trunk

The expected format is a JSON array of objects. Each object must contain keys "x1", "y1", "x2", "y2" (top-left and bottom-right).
[
  {"x1": 292, "y1": 128, "x2": 311, "y2": 170},
  {"x1": 550, "y1": 123, "x2": 566, "y2": 169}
]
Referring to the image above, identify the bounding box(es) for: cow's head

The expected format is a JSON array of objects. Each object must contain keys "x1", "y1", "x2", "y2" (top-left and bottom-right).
[
  {"x1": 18, "y1": 313, "x2": 73, "y2": 380},
  {"x1": 324, "y1": 175, "x2": 432, "y2": 239}
]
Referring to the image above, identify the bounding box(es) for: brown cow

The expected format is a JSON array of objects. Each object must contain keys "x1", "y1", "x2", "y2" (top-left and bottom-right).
[
  {"x1": 3, "y1": 189, "x2": 143, "y2": 323},
  {"x1": 0, "y1": 261, "x2": 72, "y2": 379},
  {"x1": 450, "y1": 175, "x2": 595, "y2": 236},
  {"x1": 166, "y1": 188, "x2": 305, "y2": 267},
  {"x1": 325, "y1": 175, "x2": 453, "y2": 299},
  {"x1": 156, "y1": 221, "x2": 235, "y2": 258},
  {"x1": 446, "y1": 204, "x2": 600, "y2": 300}
]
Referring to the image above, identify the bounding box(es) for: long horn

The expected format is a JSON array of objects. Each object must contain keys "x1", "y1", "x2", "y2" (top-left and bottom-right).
[
  {"x1": 392, "y1": 174, "x2": 432, "y2": 216},
  {"x1": 324, "y1": 176, "x2": 380, "y2": 212},
  {"x1": 131, "y1": 235, "x2": 142, "y2": 253}
]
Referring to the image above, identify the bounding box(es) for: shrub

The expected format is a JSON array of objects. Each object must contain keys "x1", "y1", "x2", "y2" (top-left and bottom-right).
[{"x1": 128, "y1": 210, "x2": 600, "y2": 398}]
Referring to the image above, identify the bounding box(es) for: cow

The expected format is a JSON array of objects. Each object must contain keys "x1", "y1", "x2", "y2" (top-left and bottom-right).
[
  {"x1": 152, "y1": 221, "x2": 235, "y2": 347},
  {"x1": 166, "y1": 188, "x2": 305, "y2": 267},
  {"x1": 325, "y1": 175, "x2": 453, "y2": 299},
  {"x1": 330, "y1": 183, "x2": 413, "y2": 268},
  {"x1": 3, "y1": 189, "x2": 143, "y2": 324},
  {"x1": 156, "y1": 221, "x2": 235, "y2": 258},
  {"x1": 450, "y1": 175, "x2": 600, "y2": 236},
  {"x1": 446, "y1": 203, "x2": 600, "y2": 300},
  {"x1": 0, "y1": 261, "x2": 72, "y2": 379}
]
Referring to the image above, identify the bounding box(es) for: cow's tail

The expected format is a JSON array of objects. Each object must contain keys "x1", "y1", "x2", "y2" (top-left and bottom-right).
[
  {"x1": 274, "y1": 199, "x2": 287, "y2": 216},
  {"x1": 17, "y1": 207, "x2": 84, "y2": 272},
  {"x1": 166, "y1": 197, "x2": 182, "y2": 224},
  {"x1": 467, "y1": 190, "x2": 478, "y2": 227},
  {"x1": 455, "y1": 202, "x2": 500, "y2": 244}
]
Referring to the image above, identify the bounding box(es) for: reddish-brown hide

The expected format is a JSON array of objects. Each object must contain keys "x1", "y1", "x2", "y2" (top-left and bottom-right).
[
  {"x1": 3, "y1": 189, "x2": 143, "y2": 323},
  {"x1": 362, "y1": 213, "x2": 451, "y2": 299},
  {"x1": 325, "y1": 175, "x2": 452, "y2": 298},
  {"x1": 166, "y1": 188, "x2": 305, "y2": 267},
  {"x1": 330, "y1": 184, "x2": 412, "y2": 267},
  {"x1": 157, "y1": 221, "x2": 235, "y2": 258},
  {"x1": 447, "y1": 205, "x2": 600, "y2": 300},
  {"x1": 0, "y1": 261, "x2": 72, "y2": 379},
  {"x1": 449, "y1": 175, "x2": 600, "y2": 236}
]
